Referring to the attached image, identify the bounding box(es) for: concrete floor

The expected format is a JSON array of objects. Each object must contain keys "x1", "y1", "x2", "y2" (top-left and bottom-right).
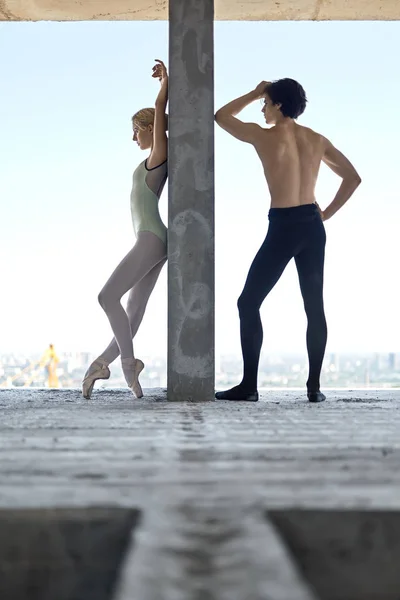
[{"x1": 1, "y1": 388, "x2": 400, "y2": 599}]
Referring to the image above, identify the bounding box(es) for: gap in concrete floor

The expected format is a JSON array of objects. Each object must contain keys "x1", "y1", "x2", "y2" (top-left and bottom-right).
[
  {"x1": 0, "y1": 507, "x2": 139, "y2": 600},
  {"x1": 2, "y1": 506, "x2": 400, "y2": 599},
  {"x1": 268, "y1": 509, "x2": 400, "y2": 600}
]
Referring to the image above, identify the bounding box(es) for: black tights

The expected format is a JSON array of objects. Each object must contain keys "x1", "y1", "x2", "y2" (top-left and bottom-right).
[{"x1": 238, "y1": 204, "x2": 327, "y2": 393}]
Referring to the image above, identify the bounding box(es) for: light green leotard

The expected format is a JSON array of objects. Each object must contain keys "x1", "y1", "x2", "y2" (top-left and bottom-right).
[{"x1": 130, "y1": 158, "x2": 168, "y2": 245}]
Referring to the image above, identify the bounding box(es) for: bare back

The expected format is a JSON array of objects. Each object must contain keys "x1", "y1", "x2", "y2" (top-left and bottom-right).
[{"x1": 253, "y1": 122, "x2": 325, "y2": 208}]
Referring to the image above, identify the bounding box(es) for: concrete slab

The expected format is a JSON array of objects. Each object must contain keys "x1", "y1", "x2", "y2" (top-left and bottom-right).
[
  {"x1": 116, "y1": 504, "x2": 317, "y2": 600},
  {"x1": 1, "y1": 0, "x2": 400, "y2": 21},
  {"x1": 1, "y1": 388, "x2": 400, "y2": 599},
  {"x1": 1, "y1": 388, "x2": 400, "y2": 510}
]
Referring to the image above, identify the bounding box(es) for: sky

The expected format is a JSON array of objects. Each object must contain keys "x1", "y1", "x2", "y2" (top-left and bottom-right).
[{"x1": 0, "y1": 20, "x2": 399, "y2": 361}]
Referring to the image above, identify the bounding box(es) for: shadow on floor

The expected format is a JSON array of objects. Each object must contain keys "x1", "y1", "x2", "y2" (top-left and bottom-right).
[{"x1": 268, "y1": 508, "x2": 400, "y2": 600}]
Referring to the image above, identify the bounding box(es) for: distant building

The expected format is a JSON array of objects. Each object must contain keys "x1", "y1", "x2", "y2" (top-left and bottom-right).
[
  {"x1": 329, "y1": 353, "x2": 340, "y2": 372},
  {"x1": 388, "y1": 353, "x2": 400, "y2": 372}
]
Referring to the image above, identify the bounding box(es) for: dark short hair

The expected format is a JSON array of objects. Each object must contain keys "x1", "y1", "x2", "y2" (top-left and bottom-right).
[{"x1": 266, "y1": 78, "x2": 307, "y2": 119}]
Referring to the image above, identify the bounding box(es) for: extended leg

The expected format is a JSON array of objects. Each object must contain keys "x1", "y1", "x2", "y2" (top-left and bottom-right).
[
  {"x1": 82, "y1": 232, "x2": 166, "y2": 398},
  {"x1": 97, "y1": 231, "x2": 166, "y2": 360},
  {"x1": 216, "y1": 227, "x2": 293, "y2": 401},
  {"x1": 98, "y1": 258, "x2": 167, "y2": 366}
]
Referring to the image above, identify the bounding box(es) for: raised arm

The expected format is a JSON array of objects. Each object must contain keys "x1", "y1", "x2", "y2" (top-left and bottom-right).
[
  {"x1": 147, "y1": 59, "x2": 168, "y2": 169},
  {"x1": 320, "y1": 138, "x2": 362, "y2": 221},
  {"x1": 214, "y1": 81, "x2": 268, "y2": 143}
]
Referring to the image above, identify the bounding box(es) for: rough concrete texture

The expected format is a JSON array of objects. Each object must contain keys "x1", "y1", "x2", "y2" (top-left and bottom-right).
[
  {"x1": 1, "y1": 0, "x2": 400, "y2": 21},
  {"x1": 1, "y1": 388, "x2": 400, "y2": 598},
  {"x1": 116, "y1": 503, "x2": 318, "y2": 600},
  {"x1": 167, "y1": 0, "x2": 214, "y2": 401}
]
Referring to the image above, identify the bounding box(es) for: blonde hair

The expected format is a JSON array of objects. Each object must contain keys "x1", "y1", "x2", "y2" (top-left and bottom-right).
[
  {"x1": 132, "y1": 108, "x2": 155, "y2": 130},
  {"x1": 132, "y1": 107, "x2": 168, "y2": 131}
]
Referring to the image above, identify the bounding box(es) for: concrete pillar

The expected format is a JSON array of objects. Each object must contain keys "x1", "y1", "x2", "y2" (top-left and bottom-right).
[{"x1": 168, "y1": 0, "x2": 215, "y2": 402}]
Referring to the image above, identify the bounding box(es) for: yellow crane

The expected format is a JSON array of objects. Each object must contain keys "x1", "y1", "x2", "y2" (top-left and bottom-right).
[
  {"x1": 39, "y1": 343, "x2": 60, "y2": 388},
  {"x1": 0, "y1": 359, "x2": 40, "y2": 387},
  {"x1": 0, "y1": 344, "x2": 60, "y2": 388}
]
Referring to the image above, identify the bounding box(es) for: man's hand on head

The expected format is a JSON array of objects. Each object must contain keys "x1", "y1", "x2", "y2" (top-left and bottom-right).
[{"x1": 253, "y1": 81, "x2": 271, "y2": 99}]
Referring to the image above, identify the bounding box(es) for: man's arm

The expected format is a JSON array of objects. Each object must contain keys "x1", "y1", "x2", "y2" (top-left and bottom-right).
[
  {"x1": 215, "y1": 82, "x2": 268, "y2": 143},
  {"x1": 321, "y1": 138, "x2": 362, "y2": 221}
]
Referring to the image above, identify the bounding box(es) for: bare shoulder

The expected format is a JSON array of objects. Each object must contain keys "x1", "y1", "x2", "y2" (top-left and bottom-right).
[
  {"x1": 253, "y1": 125, "x2": 277, "y2": 141},
  {"x1": 296, "y1": 124, "x2": 324, "y2": 142}
]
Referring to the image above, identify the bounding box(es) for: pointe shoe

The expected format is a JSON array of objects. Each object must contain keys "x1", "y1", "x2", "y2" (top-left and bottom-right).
[
  {"x1": 82, "y1": 359, "x2": 110, "y2": 399},
  {"x1": 121, "y1": 357, "x2": 145, "y2": 398}
]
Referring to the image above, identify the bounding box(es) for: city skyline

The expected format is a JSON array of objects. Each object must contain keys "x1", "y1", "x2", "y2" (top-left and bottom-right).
[
  {"x1": 0, "y1": 21, "x2": 399, "y2": 360},
  {"x1": 1, "y1": 349, "x2": 399, "y2": 390}
]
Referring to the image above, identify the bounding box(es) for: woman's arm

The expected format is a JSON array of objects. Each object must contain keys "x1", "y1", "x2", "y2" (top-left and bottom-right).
[{"x1": 148, "y1": 59, "x2": 168, "y2": 169}]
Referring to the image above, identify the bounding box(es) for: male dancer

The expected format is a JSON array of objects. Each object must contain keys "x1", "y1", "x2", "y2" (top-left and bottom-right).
[{"x1": 215, "y1": 79, "x2": 361, "y2": 402}]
